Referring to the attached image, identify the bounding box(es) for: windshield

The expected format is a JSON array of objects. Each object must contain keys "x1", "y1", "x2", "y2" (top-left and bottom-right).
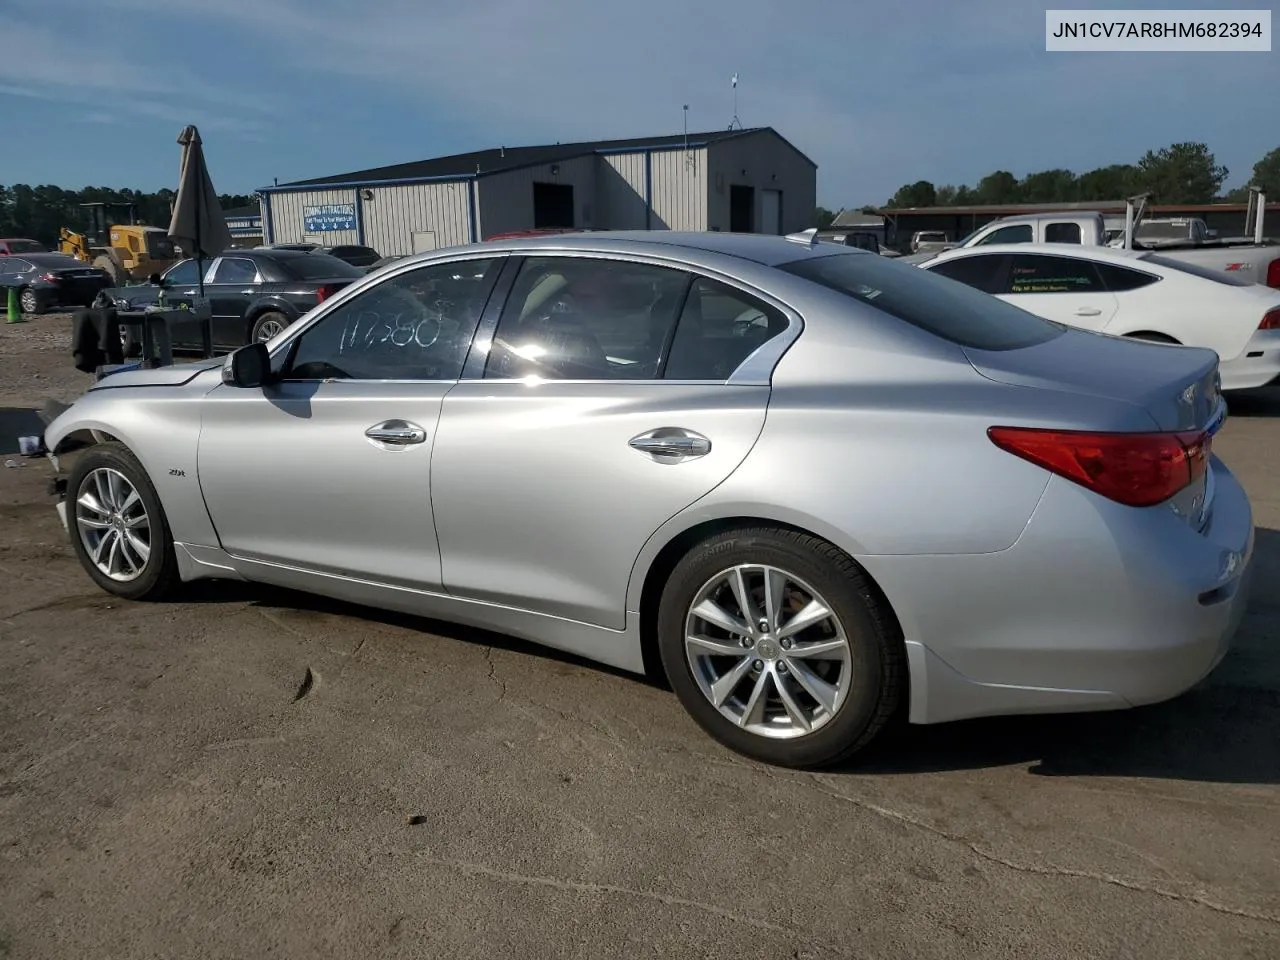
[
  {"x1": 25, "y1": 253, "x2": 88, "y2": 269},
  {"x1": 1136, "y1": 222, "x2": 1192, "y2": 241},
  {"x1": 282, "y1": 254, "x2": 365, "y2": 280},
  {"x1": 146, "y1": 234, "x2": 178, "y2": 259},
  {"x1": 1140, "y1": 253, "x2": 1256, "y2": 287},
  {"x1": 6, "y1": 240, "x2": 46, "y2": 253},
  {"x1": 779, "y1": 252, "x2": 1065, "y2": 351}
]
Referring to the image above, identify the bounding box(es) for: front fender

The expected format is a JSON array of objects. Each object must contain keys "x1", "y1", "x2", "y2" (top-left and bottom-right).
[{"x1": 44, "y1": 389, "x2": 220, "y2": 548}]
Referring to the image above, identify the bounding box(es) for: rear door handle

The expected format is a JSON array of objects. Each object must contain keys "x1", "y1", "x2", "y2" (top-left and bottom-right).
[
  {"x1": 629, "y1": 428, "x2": 712, "y2": 462},
  {"x1": 1074, "y1": 307, "x2": 1103, "y2": 317},
  {"x1": 365, "y1": 419, "x2": 427, "y2": 446}
]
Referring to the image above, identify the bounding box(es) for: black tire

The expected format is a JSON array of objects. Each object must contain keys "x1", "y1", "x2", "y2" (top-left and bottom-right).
[
  {"x1": 120, "y1": 324, "x2": 141, "y2": 358},
  {"x1": 19, "y1": 287, "x2": 42, "y2": 315},
  {"x1": 64, "y1": 442, "x2": 181, "y2": 602},
  {"x1": 657, "y1": 526, "x2": 905, "y2": 769},
  {"x1": 249, "y1": 310, "x2": 290, "y2": 343},
  {"x1": 1125, "y1": 331, "x2": 1180, "y2": 345}
]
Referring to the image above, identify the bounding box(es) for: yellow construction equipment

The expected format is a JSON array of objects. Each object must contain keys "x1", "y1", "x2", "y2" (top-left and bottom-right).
[{"x1": 57, "y1": 202, "x2": 180, "y2": 285}]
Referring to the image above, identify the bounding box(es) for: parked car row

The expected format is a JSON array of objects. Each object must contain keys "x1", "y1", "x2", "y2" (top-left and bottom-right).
[
  {"x1": 918, "y1": 243, "x2": 1280, "y2": 391},
  {"x1": 45, "y1": 230, "x2": 1253, "y2": 770},
  {"x1": 0, "y1": 252, "x2": 113, "y2": 313},
  {"x1": 93, "y1": 248, "x2": 366, "y2": 353}
]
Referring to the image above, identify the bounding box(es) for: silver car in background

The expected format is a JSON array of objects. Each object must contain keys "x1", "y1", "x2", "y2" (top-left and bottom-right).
[{"x1": 43, "y1": 231, "x2": 1253, "y2": 769}]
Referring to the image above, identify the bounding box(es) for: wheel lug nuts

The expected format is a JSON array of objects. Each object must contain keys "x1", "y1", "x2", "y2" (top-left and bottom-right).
[
  {"x1": 780, "y1": 638, "x2": 792, "y2": 650},
  {"x1": 752, "y1": 660, "x2": 763, "y2": 671},
  {"x1": 740, "y1": 636, "x2": 753, "y2": 648},
  {"x1": 778, "y1": 662, "x2": 788, "y2": 674}
]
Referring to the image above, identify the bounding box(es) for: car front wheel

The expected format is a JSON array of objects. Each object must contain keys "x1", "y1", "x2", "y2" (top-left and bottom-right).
[
  {"x1": 657, "y1": 527, "x2": 905, "y2": 769},
  {"x1": 65, "y1": 442, "x2": 181, "y2": 601}
]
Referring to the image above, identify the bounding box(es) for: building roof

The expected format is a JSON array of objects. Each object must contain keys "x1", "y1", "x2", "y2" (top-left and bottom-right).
[
  {"x1": 831, "y1": 210, "x2": 885, "y2": 228},
  {"x1": 222, "y1": 204, "x2": 260, "y2": 220},
  {"x1": 269, "y1": 127, "x2": 813, "y2": 190}
]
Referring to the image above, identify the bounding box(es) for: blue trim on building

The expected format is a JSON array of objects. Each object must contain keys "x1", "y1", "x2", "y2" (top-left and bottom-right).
[
  {"x1": 353, "y1": 189, "x2": 366, "y2": 245},
  {"x1": 644, "y1": 150, "x2": 653, "y2": 229},
  {"x1": 467, "y1": 180, "x2": 479, "y2": 243}
]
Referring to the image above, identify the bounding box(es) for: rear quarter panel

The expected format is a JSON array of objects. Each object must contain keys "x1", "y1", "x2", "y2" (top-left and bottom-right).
[{"x1": 1160, "y1": 245, "x2": 1280, "y2": 284}]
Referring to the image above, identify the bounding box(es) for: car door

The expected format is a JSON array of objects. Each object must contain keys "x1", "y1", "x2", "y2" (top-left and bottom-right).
[
  {"x1": 196, "y1": 254, "x2": 506, "y2": 591},
  {"x1": 202, "y1": 255, "x2": 262, "y2": 345},
  {"x1": 430, "y1": 253, "x2": 789, "y2": 631},
  {"x1": 995, "y1": 253, "x2": 1119, "y2": 331}
]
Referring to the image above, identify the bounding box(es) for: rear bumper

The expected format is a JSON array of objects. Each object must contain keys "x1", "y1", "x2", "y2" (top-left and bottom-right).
[
  {"x1": 1221, "y1": 328, "x2": 1280, "y2": 391},
  {"x1": 865, "y1": 456, "x2": 1255, "y2": 725}
]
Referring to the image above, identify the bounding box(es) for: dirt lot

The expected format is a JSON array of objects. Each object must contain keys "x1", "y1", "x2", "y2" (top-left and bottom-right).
[{"x1": 1, "y1": 312, "x2": 1278, "y2": 959}]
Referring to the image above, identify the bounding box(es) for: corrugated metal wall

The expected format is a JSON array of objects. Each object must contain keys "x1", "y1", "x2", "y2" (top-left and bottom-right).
[
  {"x1": 362, "y1": 182, "x2": 473, "y2": 255},
  {"x1": 649, "y1": 148, "x2": 707, "y2": 230},
  {"x1": 596, "y1": 153, "x2": 647, "y2": 229},
  {"x1": 704, "y1": 132, "x2": 816, "y2": 234},
  {"x1": 477, "y1": 155, "x2": 598, "y2": 238},
  {"x1": 267, "y1": 188, "x2": 359, "y2": 245}
]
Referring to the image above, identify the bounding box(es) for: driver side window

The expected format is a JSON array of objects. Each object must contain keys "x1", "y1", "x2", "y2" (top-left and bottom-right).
[
  {"x1": 282, "y1": 257, "x2": 502, "y2": 382},
  {"x1": 164, "y1": 260, "x2": 203, "y2": 286}
]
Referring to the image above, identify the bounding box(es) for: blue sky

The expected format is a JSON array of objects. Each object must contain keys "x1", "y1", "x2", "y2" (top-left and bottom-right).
[{"x1": 0, "y1": 0, "x2": 1274, "y2": 209}]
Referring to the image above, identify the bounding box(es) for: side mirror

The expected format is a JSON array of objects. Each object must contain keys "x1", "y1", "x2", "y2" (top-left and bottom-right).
[
  {"x1": 148, "y1": 273, "x2": 164, "y2": 286},
  {"x1": 222, "y1": 342, "x2": 272, "y2": 388}
]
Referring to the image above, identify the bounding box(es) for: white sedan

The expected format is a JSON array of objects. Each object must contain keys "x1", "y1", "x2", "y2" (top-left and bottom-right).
[{"x1": 920, "y1": 243, "x2": 1280, "y2": 391}]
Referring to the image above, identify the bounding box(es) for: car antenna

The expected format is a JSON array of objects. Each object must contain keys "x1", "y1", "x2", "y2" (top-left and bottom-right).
[{"x1": 784, "y1": 227, "x2": 820, "y2": 247}]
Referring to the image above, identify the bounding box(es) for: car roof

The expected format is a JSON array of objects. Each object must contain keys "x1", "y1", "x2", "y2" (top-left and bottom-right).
[
  {"x1": 927, "y1": 243, "x2": 1152, "y2": 266},
  {"x1": 460, "y1": 230, "x2": 864, "y2": 268},
  {"x1": 20, "y1": 252, "x2": 86, "y2": 266}
]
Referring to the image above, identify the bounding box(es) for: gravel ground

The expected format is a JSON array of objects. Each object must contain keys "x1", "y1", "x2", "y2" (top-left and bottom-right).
[{"x1": 0, "y1": 311, "x2": 1278, "y2": 959}]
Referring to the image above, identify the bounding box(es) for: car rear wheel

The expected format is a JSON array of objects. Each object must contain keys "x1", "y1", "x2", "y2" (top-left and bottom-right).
[
  {"x1": 65, "y1": 442, "x2": 181, "y2": 602},
  {"x1": 250, "y1": 311, "x2": 288, "y2": 343},
  {"x1": 19, "y1": 287, "x2": 42, "y2": 314},
  {"x1": 657, "y1": 527, "x2": 905, "y2": 769}
]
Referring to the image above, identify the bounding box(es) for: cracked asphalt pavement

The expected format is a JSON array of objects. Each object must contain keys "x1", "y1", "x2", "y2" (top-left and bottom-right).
[{"x1": 0, "y1": 315, "x2": 1278, "y2": 959}]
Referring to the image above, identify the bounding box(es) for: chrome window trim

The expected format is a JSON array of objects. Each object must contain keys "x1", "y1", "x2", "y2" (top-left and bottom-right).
[{"x1": 464, "y1": 249, "x2": 804, "y2": 387}]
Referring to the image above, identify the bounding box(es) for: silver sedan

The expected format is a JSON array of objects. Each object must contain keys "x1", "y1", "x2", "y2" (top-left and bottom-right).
[{"x1": 43, "y1": 230, "x2": 1254, "y2": 769}]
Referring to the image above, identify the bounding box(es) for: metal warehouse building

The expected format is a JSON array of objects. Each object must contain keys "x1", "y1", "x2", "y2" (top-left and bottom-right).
[{"x1": 258, "y1": 127, "x2": 816, "y2": 255}]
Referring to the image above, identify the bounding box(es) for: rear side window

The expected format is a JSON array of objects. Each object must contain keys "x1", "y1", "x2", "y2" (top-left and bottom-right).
[
  {"x1": 927, "y1": 254, "x2": 1007, "y2": 293},
  {"x1": 976, "y1": 224, "x2": 1033, "y2": 246},
  {"x1": 1094, "y1": 262, "x2": 1160, "y2": 292},
  {"x1": 665, "y1": 278, "x2": 790, "y2": 380},
  {"x1": 1005, "y1": 254, "x2": 1103, "y2": 293},
  {"x1": 283, "y1": 254, "x2": 366, "y2": 279},
  {"x1": 1141, "y1": 253, "x2": 1256, "y2": 287},
  {"x1": 779, "y1": 252, "x2": 1064, "y2": 351},
  {"x1": 1044, "y1": 222, "x2": 1082, "y2": 244}
]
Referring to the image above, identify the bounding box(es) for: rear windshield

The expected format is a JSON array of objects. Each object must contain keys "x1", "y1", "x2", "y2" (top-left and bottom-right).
[
  {"x1": 778, "y1": 252, "x2": 1065, "y2": 351},
  {"x1": 280, "y1": 254, "x2": 365, "y2": 280},
  {"x1": 1140, "y1": 253, "x2": 1256, "y2": 287},
  {"x1": 25, "y1": 253, "x2": 86, "y2": 268},
  {"x1": 5, "y1": 240, "x2": 46, "y2": 253}
]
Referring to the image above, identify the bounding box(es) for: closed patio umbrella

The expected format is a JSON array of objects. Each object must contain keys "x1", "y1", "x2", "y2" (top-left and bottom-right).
[{"x1": 168, "y1": 124, "x2": 232, "y2": 298}]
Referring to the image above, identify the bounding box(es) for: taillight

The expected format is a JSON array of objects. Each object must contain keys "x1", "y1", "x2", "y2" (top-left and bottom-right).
[
  {"x1": 1267, "y1": 258, "x2": 1280, "y2": 289},
  {"x1": 1261, "y1": 308, "x2": 1280, "y2": 330},
  {"x1": 988, "y1": 426, "x2": 1209, "y2": 508},
  {"x1": 39, "y1": 272, "x2": 58, "y2": 282},
  {"x1": 316, "y1": 284, "x2": 339, "y2": 302}
]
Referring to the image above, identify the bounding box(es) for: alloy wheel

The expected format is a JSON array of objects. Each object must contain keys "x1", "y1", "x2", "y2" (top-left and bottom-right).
[
  {"x1": 75, "y1": 467, "x2": 151, "y2": 582},
  {"x1": 255, "y1": 318, "x2": 284, "y2": 341},
  {"x1": 684, "y1": 564, "x2": 853, "y2": 739}
]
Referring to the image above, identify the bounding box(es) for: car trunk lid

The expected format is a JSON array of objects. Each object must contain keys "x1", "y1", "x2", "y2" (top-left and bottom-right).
[{"x1": 967, "y1": 328, "x2": 1225, "y2": 529}]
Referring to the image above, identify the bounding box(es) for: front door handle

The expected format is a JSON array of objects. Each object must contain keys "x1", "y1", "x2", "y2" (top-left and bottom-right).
[
  {"x1": 365, "y1": 419, "x2": 427, "y2": 446},
  {"x1": 1074, "y1": 307, "x2": 1103, "y2": 317},
  {"x1": 629, "y1": 428, "x2": 712, "y2": 462}
]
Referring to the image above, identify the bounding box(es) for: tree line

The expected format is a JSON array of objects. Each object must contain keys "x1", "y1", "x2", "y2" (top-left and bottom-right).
[
  {"x1": 852, "y1": 142, "x2": 1278, "y2": 216},
  {"x1": 0, "y1": 185, "x2": 256, "y2": 246}
]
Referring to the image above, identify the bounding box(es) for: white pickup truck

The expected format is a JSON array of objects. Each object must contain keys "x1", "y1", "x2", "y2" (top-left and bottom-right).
[{"x1": 903, "y1": 191, "x2": 1279, "y2": 288}]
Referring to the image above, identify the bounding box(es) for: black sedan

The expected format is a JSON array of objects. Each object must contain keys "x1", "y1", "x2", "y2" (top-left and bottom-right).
[
  {"x1": 0, "y1": 253, "x2": 112, "y2": 314},
  {"x1": 97, "y1": 249, "x2": 365, "y2": 352}
]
